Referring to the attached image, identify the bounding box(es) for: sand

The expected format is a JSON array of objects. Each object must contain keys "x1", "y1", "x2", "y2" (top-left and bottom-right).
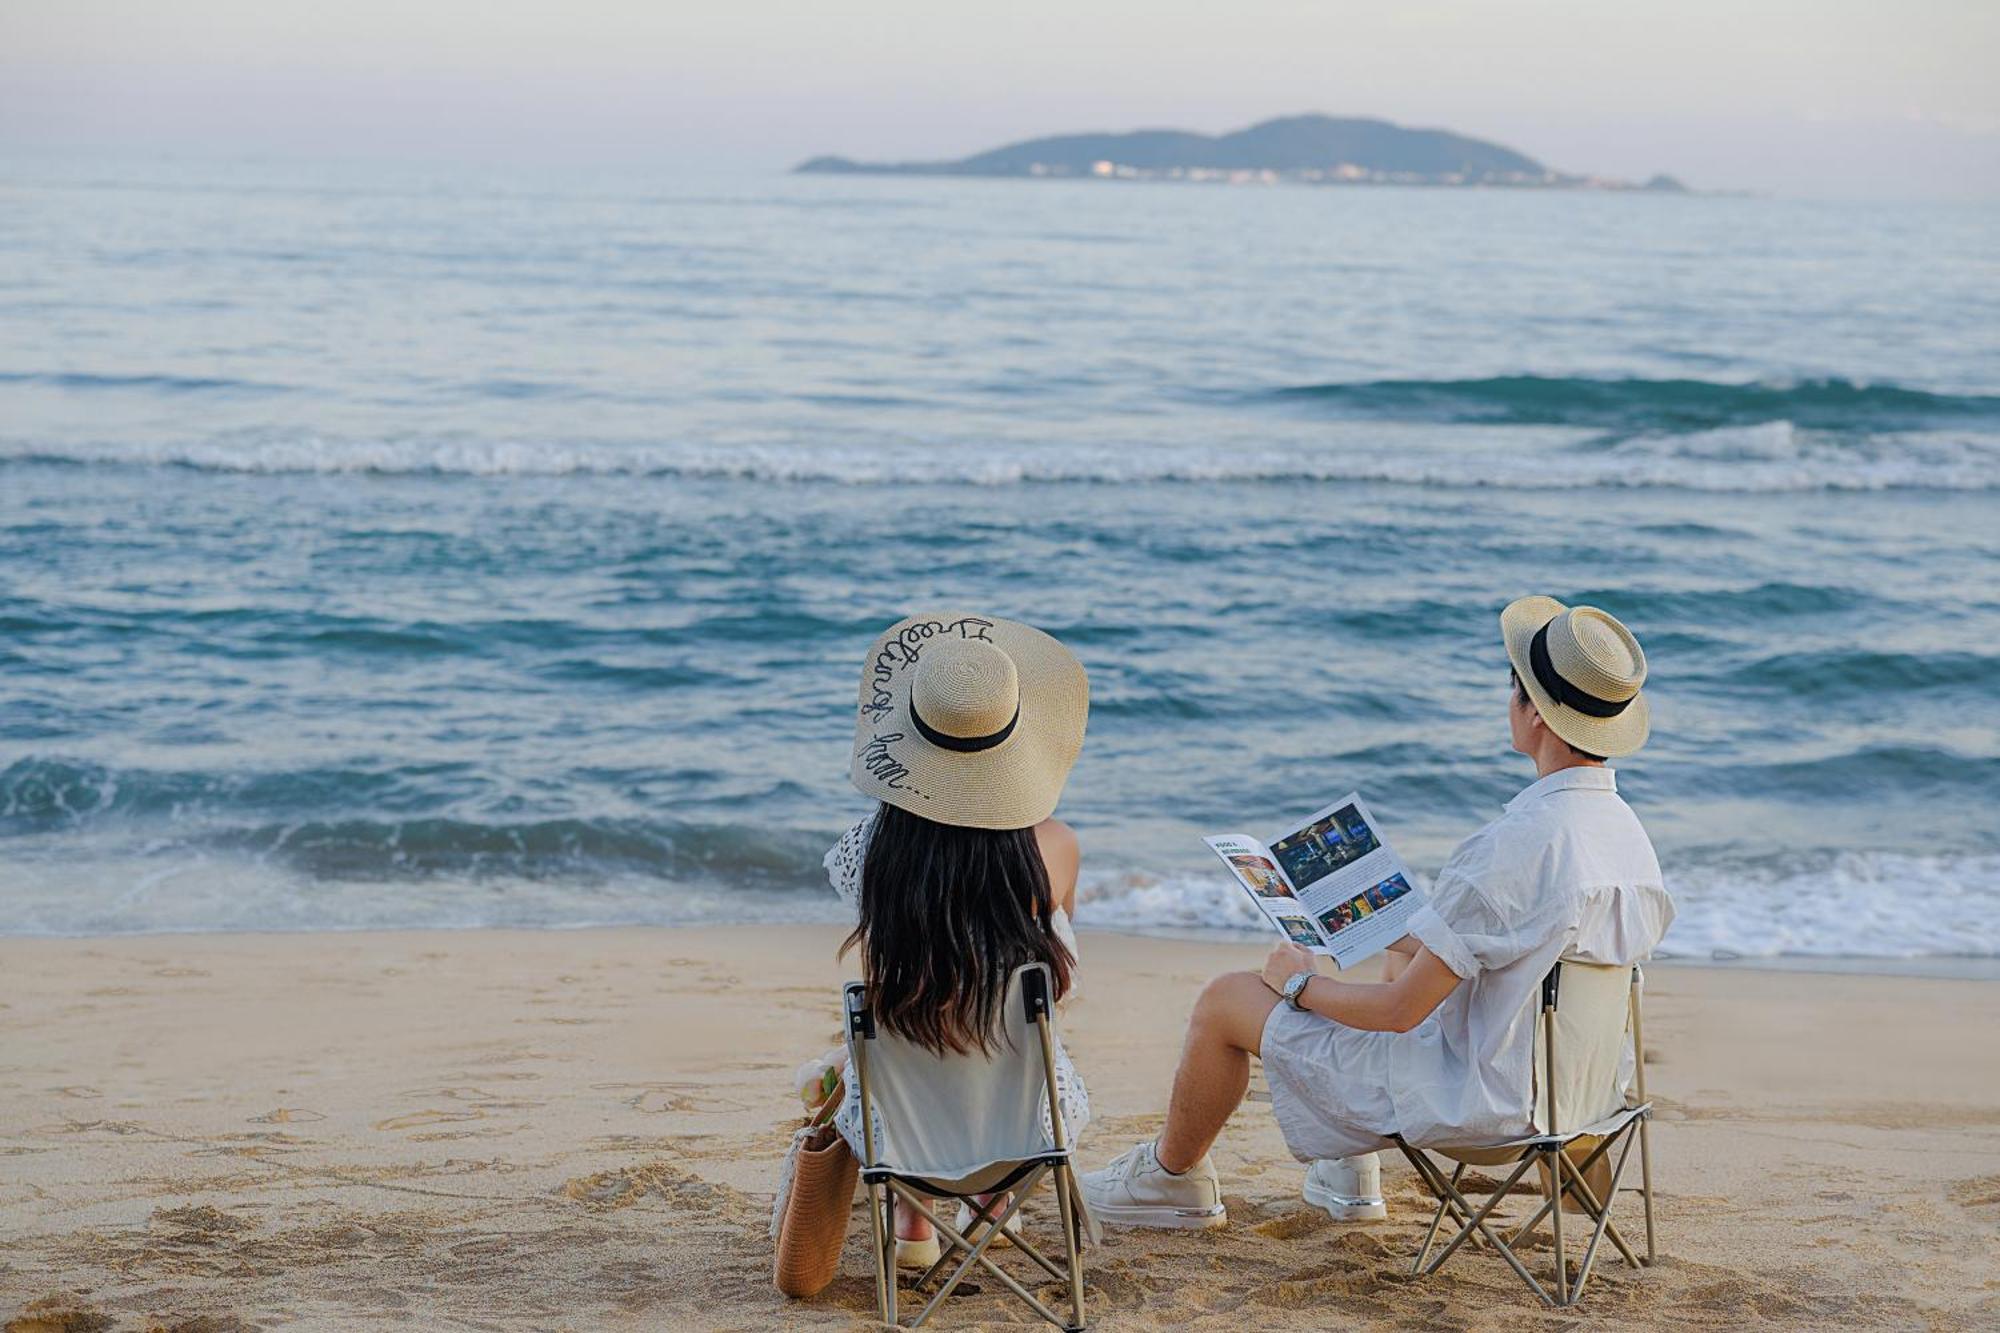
[{"x1": 2, "y1": 925, "x2": 1996, "y2": 1332}]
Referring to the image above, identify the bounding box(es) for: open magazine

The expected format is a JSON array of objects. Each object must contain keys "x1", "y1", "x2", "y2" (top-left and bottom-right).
[{"x1": 1204, "y1": 792, "x2": 1424, "y2": 970}]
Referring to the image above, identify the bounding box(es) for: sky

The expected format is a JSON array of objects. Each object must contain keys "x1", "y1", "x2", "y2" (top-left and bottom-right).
[{"x1": 3, "y1": 1, "x2": 1998, "y2": 198}]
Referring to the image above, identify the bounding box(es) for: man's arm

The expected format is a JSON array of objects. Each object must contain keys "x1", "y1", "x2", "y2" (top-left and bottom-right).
[{"x1": 1261, "y1": 940, "x2": 1462, "y2": 1033}]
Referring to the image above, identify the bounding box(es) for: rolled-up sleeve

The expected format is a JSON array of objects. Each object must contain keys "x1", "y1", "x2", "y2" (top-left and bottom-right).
[
  {"x1": 1408, "y1": 902, "x2": 1479, "y2": 979},
  {"x1": 1409, "y1": 835, "x2": 1493, "y2": 979},
  {"x1": 1412, "y1": 828, "x2": 1570, "y2": 978}
]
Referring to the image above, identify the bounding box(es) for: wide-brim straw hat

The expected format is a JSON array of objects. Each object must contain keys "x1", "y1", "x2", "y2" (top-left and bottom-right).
[
  {"x1": 1501, "y1": 595, "x2": 1650, "y2": 758},
  {"x1": 849, "y1": 613, "x2": 1088, "y2": 830}
]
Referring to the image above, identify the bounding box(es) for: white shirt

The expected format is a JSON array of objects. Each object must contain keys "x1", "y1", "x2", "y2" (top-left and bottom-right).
[{"x1": 1260, "y1": 767, "x2": 1674, "y2": 1160}]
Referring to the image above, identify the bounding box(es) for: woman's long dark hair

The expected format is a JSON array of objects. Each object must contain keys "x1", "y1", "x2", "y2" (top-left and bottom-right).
[{"x1": 841, "y1": 802, "x2": 1074, "y2": 1057}]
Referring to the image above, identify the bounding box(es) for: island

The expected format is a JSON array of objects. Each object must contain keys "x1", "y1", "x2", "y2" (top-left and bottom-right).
[{"x1": 797, "y1": 113, "x2": 1687, "y2": 191}]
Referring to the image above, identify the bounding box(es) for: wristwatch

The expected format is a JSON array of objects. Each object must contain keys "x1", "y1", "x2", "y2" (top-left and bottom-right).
[{"x1": 1281, "y1": 970, "x2": 1315, "y2": 1011}]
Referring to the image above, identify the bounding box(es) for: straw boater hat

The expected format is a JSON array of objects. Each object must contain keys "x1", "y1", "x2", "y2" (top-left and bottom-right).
[
  {"x1": 849, "y1": 613, "x2": 1088, "y2": 830},
  {"x1": 1500, "y1": 595, "x2": 1650, "y2": 758}
]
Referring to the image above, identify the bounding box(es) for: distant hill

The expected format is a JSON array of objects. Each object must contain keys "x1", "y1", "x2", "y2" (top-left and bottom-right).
[{"x1": 798, "y1": 113, "x2": 1685, "y2": 190}]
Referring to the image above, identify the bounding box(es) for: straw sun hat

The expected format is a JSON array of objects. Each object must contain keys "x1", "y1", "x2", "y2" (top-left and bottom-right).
[
  {"x1": 849, "y1": 613, "x2": 1088, "y2": 830},
  {"x1": 1500, "y1": 595, "x2": 1650, "y2": 758}
]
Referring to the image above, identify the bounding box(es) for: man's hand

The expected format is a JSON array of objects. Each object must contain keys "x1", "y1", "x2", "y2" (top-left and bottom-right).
[{"x1": 1261, "y1": 939, "x2": 1319, "y2": 994}]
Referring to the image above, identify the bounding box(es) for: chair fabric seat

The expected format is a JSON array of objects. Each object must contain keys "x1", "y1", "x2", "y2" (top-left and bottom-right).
[
  {"x1": 863, "y1": 1151, "x2": 1070, "y2": 1196},
  {"x1": 1422, "y1": 1103, "x2": 1649, "y2": 1165}
]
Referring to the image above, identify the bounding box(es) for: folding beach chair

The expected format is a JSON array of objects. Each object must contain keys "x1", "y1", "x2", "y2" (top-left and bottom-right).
[
  {"x1": 845, "y1": 961, "x2": 1089, "y2": 1330},
  {"x1": 1389, "y1": 961, "x2": 1658, "y2": 1308}
]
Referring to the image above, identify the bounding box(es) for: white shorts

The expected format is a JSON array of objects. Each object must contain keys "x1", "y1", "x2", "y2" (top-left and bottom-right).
[{"x1": 1258, "y1": 1002, "x2": 1401, "y2": 1163}]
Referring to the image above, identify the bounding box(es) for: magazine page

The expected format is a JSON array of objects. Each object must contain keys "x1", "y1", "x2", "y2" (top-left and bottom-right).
[
  {"x1": 1262, "y1": 792, "x2": 1424, "y2": 969},
  {"x1": 1202, "y1": 835, "x2": 1333, "y2": 952}
]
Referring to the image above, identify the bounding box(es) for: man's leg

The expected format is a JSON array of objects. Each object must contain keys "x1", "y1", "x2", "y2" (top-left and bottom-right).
[
  {"x1": 1081, "y1": 971, "x2": 1278, "y2": 1229},
  {"x1": 1156, "y1": 972, "x2": 1281, "y2": 1173},
  {"x1": 1301, "y1": 952, "x2": 1396, "y2": 1222}
]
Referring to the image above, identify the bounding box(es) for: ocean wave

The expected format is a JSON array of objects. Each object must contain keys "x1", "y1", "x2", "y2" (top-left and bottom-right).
[
  {"x1": 0, "y1": 370, "x2": 295, "y2": 396},
  {"x1": 1719, "y1": 648, "x2": 2000, "y2": 697},
  {"x1": 8, "y1": 754, "x2": 1998, "y2": 956},
  {"x1": 1, "y1": 757, "x2": 452, "y2": 831},
  {"x1": 1074, "y1": 850, "x2": 2000, "y2": 960},
  {"x1": 204, "y1": 816, "x2": 830, "y2": 885},
  {"x1": 1660, "y1": 852, "x2": 2000, "y2": 959},
  {"x1": 1562, "y1": 581, "x2": 1869, "y2": 625},
  {"x1": 3, "y1": 419, "x2": 1996, "y2": 491},
  {"x1": 0, "y1": 758, "x2": 831, "y2": 886},
  {"x1": 1267, "y1": 374, "x2": 2000, "y2": 433}
]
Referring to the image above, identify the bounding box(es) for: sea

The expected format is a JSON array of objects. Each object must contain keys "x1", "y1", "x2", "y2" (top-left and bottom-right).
[{"x1": 2, "y1": 154, "x2": 1997, "y2": 964}]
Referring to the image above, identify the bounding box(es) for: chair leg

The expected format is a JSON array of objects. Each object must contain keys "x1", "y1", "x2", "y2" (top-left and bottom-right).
[
  {"x1": 1554, "y1": 1136, "x2": 1643, "y2": 1270},
  {"x1": 1548, "y1": 1147, "x2": 1567, "y2": 1306},
  {"x1": 1395, "y1": 1143, "x2": 1567, "y2": 1308},
  {"x1": 910, "y1": 1175, "x2": 1067, "y2": 1329},
  {"x1": 1418, "y1": 1155, "x2": 1554, "y2": 1306},
  {"x1": 1638, "y1": 1109, "x2": 1657, "y2": 1265},
  {"x1": 1411, "y1": 1161, "x2": 1464, "y2": 1274},
  {"x1": 866, "y1": 1181, "x2": 893, "y2": 1326},
  {"x1": 1394, "y1": 1144, "x2": 1489, "y2": 1262},
  {"x1": 1390, "y1": 1143, "x2": 1447, "y2": 1275},
  {"x1": 1509, "y1": 1133, "x2": 1640, "y2": 1269},
  {"x1": 1570, "y1": 1130, "x2": 1638, "y2": 1299},
  {"x1": 884, "y1": 1187, "x2": 899, "y2": 1325},
  {"x1": 1055, "y1": 1165, "x2": 1087, "y2": 1330}
]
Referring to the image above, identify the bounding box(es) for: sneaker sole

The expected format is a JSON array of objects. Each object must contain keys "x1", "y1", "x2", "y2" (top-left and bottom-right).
[
  {"x1": 1301, "y1": 1179, "x2": 1387, "y2": 1222},
  {"x1": 1084, "y1": 1199, "x2": 1227, "y2": 1230}
]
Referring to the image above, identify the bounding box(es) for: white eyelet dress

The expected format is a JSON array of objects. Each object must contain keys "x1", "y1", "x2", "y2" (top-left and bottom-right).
[{"x1": 825, "y1": 812, "x2": 1089, "y2": 1157}]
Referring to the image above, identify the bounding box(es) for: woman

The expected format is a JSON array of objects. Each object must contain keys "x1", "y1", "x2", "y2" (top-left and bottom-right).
[{"x1": 824, "y1": 612, "x2": 1090, "y2": 1266}]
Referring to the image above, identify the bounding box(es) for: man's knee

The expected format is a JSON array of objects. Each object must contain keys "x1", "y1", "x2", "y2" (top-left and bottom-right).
[{"x1": 1190, "y1": 971, "x2": 1276, "y2": 1053}]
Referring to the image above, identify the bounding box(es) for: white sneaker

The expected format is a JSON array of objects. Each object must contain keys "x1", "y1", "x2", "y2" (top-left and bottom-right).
[
  {"x1": 894, "y1": 1233, "x2": 941, "y2": 1268},
  {"x1": 1302, "y1": 1153, "x2": 1386, "y2": 1222},
  {"x1": 1080, "y1": 1140, "x2": 1226, "y2": 1229}
]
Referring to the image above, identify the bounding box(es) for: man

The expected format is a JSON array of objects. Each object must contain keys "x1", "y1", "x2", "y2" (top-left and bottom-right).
[{"x1": 1082, "y1": 596, "x2": 1675, "y2": 1229}]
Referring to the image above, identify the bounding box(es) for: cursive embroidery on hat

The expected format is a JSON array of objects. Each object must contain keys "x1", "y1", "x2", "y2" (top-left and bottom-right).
[
  {"x1": 859, "y1": 616, "x2": 998, "y2": 723},
  {"x1": 857, "y1": 731, "x2": 926, "y2": 798}
]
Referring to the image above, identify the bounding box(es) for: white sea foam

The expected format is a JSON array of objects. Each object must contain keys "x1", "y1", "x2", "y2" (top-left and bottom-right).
[
  {"x1": 3, "y1": 423, "x2": 1996, "y2": 492},
  {"x1": 6, "y1": 846, "x2": 1997, "y2": 960},
  {"x1": 1657, "y1": 852, "x2": 2000, "y2": 960},
  {"x1": 1072, "y1": 851, "x2": 2000, "y2": 961}
]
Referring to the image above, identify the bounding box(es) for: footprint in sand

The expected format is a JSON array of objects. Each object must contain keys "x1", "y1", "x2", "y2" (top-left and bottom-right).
[
  {"x1": 398, "y1": 1085, "x2": 545, "y2": 1111},
  {"x1": 590, "y1": 1082, "x2": 752, "y2": 1115},
  {"x1": 373, "y1": 1109, "x2": 485, "y2": 1132},
  {"x1": 249, "y1": 1107, "x2": 326, "y2": 1124},
  {"x1": 1948, "y1": 1174, "x2": 2000, "y2": 1209},
  {"x1": 51, "y1": 1087, "x2": 102, "y2": 1100},
  {"x1": 2, "y1": 1294, "x2": 116, "y2": 1332}
]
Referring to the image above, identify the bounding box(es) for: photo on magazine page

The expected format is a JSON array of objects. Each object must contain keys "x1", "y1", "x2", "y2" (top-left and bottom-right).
[
  {"x1": 1203, "y1": 835, "x2": 1333, "y2": 951},
  {"x1": 1267, "y1": 800, "x2": 1381, "y2": 893},
  {"x1": 1313, "y1": 870, "x2": 1423, "y2": 968}
]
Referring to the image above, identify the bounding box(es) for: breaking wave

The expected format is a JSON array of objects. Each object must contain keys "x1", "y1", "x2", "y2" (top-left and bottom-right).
[
  {"x1": 1074, "y1": 851, "x2": 2000, "y2": 961},
  {"x1": 1267, "y1": 374, "x2": 2000, "y2": 433},
  {"x1": 2, "y1": 417, "x2": 1995, "y2": 491}
]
